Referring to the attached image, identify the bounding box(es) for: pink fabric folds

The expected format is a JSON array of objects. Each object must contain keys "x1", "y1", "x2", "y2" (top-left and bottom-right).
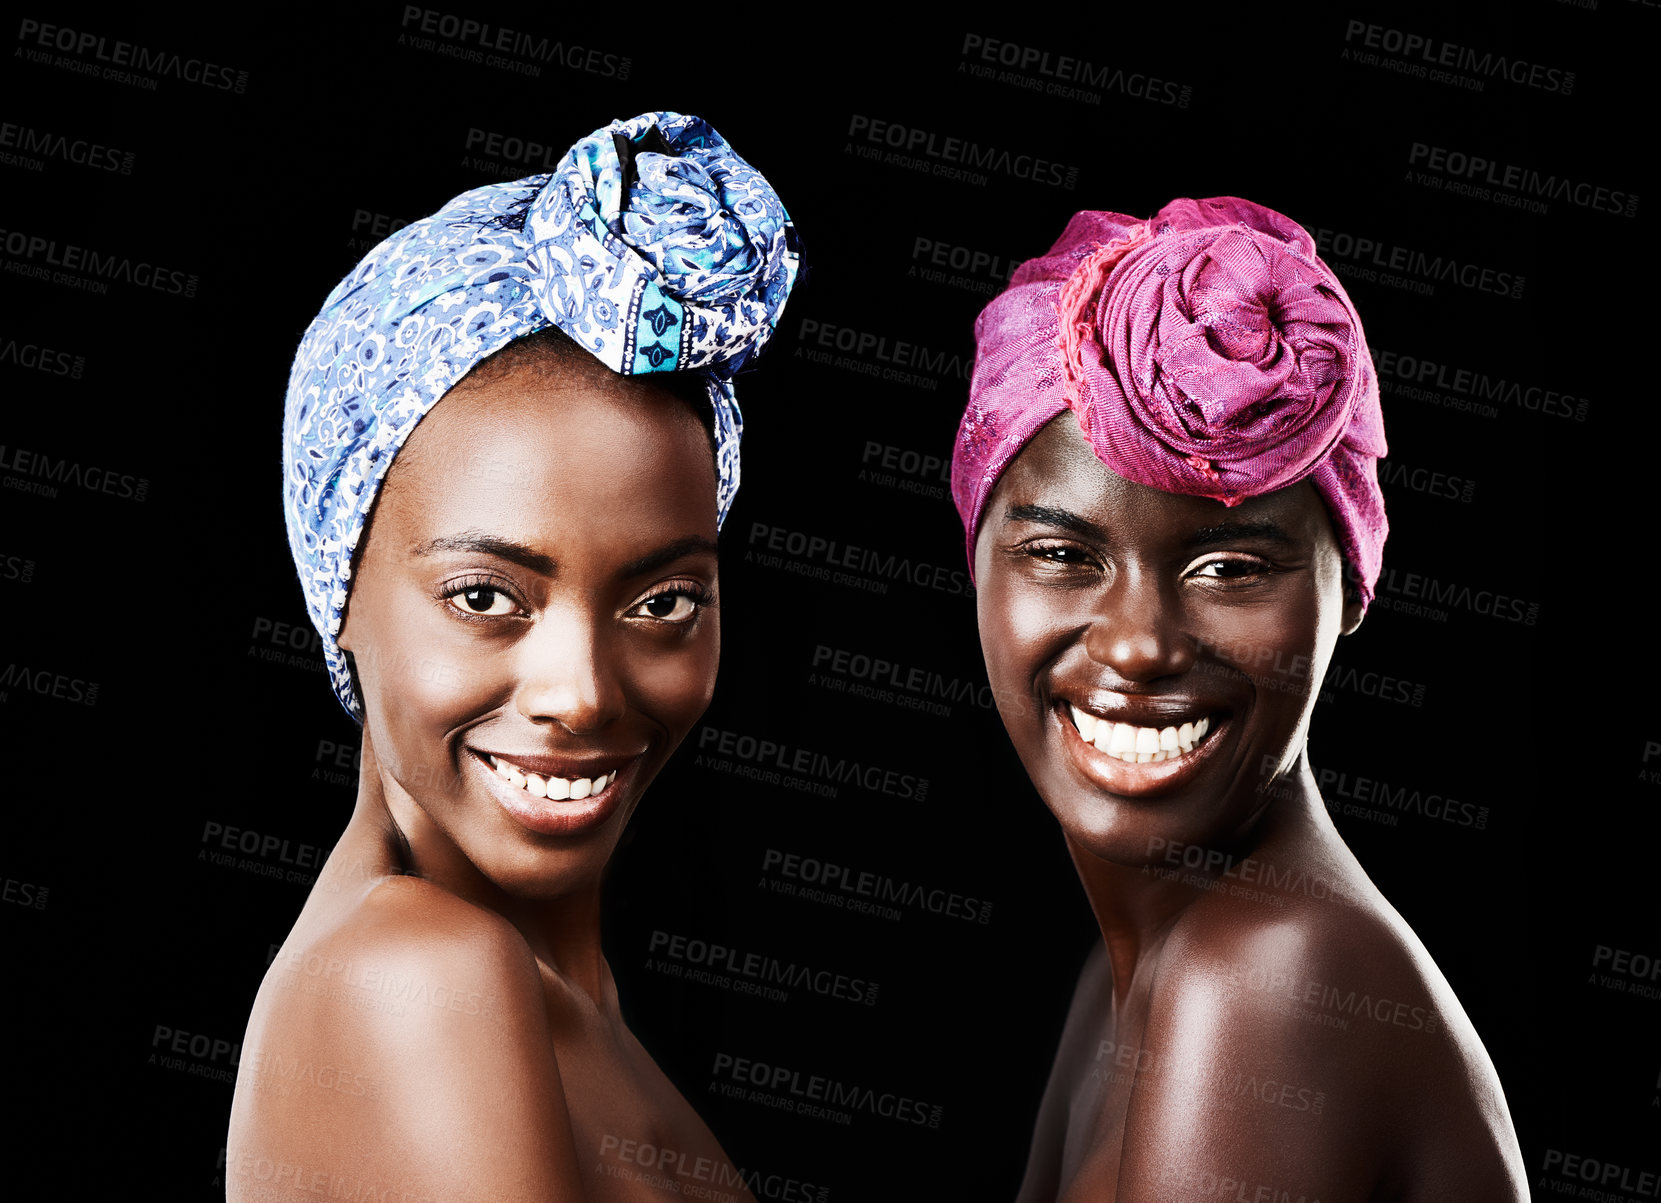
[{"x1": 951, "y1": 197, "x2": 1388, "y2": 607}]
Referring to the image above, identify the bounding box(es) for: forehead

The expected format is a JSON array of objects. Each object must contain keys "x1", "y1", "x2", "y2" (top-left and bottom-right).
[
  {"x1": 988, "y1": 415, "x2": 1335, "y2": 544},
  {"x1": 376, "y1": 368, "x2": 717, "y2": 546}
]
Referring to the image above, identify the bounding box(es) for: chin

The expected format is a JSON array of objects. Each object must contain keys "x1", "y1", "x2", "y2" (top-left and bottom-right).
[
  {"x1": 1043, "y1": 790, "x2": 1203, "y2": 870},
  {"x1": 464, "y1": 816, "x2": 632, "y2": 900}
]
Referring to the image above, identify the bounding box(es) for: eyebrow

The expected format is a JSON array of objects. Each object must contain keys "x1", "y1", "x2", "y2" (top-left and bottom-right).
[
  {"x1": 1185, "y1": 520, "x2": 1295, "y2": 549},
  {"x1": 411, "y1": 532, "x2": 555, "y2": 575},
  {"x1": 410, "y1": 530, "x2": 717, "y2": 580},
  {"x1": 1004, "y1": 504, "x2": 1107, "y2": 541},
  {"x1": 1004, "y1": 505, "x2": 1295, "y2": 548},
  {"x1": 618, "y1": 536, "x2": 719, "y2": 579}
]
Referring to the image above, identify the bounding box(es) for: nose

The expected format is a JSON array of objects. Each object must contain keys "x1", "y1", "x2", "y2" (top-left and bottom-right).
[
  {"x1": 515, "y1": 606, "x2": 625, "y2": 734},
  {"x1": 1082, "y1": 566, "x2": 1195, "y2": 683}
]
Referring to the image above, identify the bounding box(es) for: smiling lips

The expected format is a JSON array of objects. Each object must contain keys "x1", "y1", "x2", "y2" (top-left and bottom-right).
[
  {"x1": 477, "y1": 749, "x2": 635, "y2": 837},
  {"x1": 1067, "y1": 705, "x2": 1215, "y2": 764},
  {"x1": 486, "y1": 754, "x2": 618, "y2": 801}
]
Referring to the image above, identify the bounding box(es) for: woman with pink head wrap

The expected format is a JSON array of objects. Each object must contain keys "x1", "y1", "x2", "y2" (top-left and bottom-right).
[{"x1": 954, "y1": 198, "x2": 1524, "y2": 1201}]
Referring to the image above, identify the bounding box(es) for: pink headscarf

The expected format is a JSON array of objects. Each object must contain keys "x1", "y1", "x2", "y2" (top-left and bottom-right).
[{"x1": 951, "y1": 197, "x2": 1387, "y2": 607}]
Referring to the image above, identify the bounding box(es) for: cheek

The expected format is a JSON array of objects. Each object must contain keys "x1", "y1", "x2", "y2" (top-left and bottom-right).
[
  {"x1": 356, "y1": 611, "x2": 505, "y2": 765},
  {"x1": 628, "y1": 630, "x2": 719, "y2": 733},
  {"x1": 1193, "y1": 594, "x2": 1325, "y2": 704},
  {"x1": 975, "y1": 578, "x2": 1022, "y2": 691},
  {"x1": 977, "y1": 576, "x2": 1070, "y2": 702},
  {"x1": 387, "y1": 649, "x2": 499, "y2": 730}
]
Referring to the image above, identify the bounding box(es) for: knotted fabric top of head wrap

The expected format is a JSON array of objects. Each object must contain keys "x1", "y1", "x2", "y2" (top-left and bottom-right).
[
  {"x1": 284, "y1": 111, "x2": 801, "y2": 720},
  {"x1": 952, "y1": 196, "x2": 1387, "y2": 606}
]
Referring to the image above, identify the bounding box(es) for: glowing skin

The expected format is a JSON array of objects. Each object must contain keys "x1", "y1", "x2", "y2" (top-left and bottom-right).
[
  {"x1": 977, "y1": 416, "x2": 1526, "y2": 1203},
  {"x1": 227, "y1": 363, "x2": 754, "y2": 1202},
  {"x1": 977, "y1": 415, "x2": 1357, "y2": 861}
]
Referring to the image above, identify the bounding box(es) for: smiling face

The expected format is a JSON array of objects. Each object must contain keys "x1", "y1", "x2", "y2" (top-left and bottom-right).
[
  {"x1": 337, "y1": 361, "x2": 719, "y2": 899},
  {"x1": 974, "y1": 415, "x2": 1362, "y2": 866}
]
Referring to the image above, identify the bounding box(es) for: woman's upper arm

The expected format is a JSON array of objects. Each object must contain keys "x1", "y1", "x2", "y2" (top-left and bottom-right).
[{"x1": 229, "y1": 898, "x2": 585, "y2": 1202}]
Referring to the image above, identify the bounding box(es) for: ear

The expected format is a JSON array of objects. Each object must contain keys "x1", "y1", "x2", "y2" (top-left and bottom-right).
[{"x1": 1340, "y1": 595, "x2": 1365, "y2": 636}]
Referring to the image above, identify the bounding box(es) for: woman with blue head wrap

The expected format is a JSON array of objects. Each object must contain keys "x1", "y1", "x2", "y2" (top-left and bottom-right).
[{"x1": 228, "y1": 113, "x2": 800, "y2": 1199}]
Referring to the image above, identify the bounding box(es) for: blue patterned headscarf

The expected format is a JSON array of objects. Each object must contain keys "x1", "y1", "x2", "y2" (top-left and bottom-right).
[{"x1": 284, "y1": 112, "x2": 801, "y2": 721}]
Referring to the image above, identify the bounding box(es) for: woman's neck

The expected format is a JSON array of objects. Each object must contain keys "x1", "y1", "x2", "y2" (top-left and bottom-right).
[
  {"x1": 344, "y1": 735, "x2": 617, "y2": 1008},
  {"x1": 1067, "y1": 756, "x2": 1334, "y2": 1005}
]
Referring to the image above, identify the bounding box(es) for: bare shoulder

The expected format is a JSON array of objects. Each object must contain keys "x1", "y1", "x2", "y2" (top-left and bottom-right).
[
  {"x1": 227, "y1": 877, "x2": 583, "y2": 1202},
  {"x1": 264, "y1": 874, "x2": 544, "y2": 1031},
  {"x1": 1118, "y1": 887, "x2": 1526, "y2": 1201}
]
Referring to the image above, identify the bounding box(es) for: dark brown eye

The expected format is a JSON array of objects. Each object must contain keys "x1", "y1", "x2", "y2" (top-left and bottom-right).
[
  {"x1": 1022, "y1": 542, "x2": 1096, "y2": 567},
  {"x1": 1188, "y1": 557, "x2": 1267, "y2": 582},
  {"x1": 638, "y1": 592, "x2": 696, "y2": 621},
  {"x1": 447, "y1": 587, "x2": 516, "y2": 616}
]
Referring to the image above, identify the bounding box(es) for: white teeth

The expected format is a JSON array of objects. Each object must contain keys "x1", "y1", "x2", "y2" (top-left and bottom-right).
[
  {"x1": 488, "y1": 757, "x2": 617, "y2": 801},
  {"x1": 1066, "y1": 709, "x2": 1219, "y2": 766}
]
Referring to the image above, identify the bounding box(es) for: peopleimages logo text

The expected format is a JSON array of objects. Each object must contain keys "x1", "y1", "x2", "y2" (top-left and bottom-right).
[
  {"x1": 1314, "y1": 228, "x2": 1522, "y2": 299},
  {"x1": 959, "y1": 34, "x2": 1192, "y2": 107},
  {"x1": 699, "y1": 726, "x2": 927, "y2": 801},
  {"x1": 400, "y1": 7, "x2": 631, "y2": 78},
  {"x1": 847, "y1": 115, "x2": 1077, "y2": 189},
  {"x1": 1409, "y1": 143, "x2": 1636, "y2": 218},
  {"x1": 1343, "y1": 20, "x2": 1574, "y2": 94},
  {"x1": 1372, "y1": 347, "x2": 1588, "y2": 421},
  {"x1": 648, "y1": 931, "x2": 878, "y2": 1005},
  {"x1": 0, "y1": 228, "x2": 197, "y2": 296},
  {"x1": 0, "y1": 443, "x2": 148, "y2": 499},
  {"x1": 0, "y1": 122, "x2": 132, "y2": 172},
  {"x1": 16, "y1": 19, "x2": 249, "y2": 91}
]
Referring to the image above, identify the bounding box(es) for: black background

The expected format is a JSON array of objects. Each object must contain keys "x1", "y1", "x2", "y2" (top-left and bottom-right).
[{"x1": 2, "y1": 4, "x2": 1655, "y2": 1199}]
